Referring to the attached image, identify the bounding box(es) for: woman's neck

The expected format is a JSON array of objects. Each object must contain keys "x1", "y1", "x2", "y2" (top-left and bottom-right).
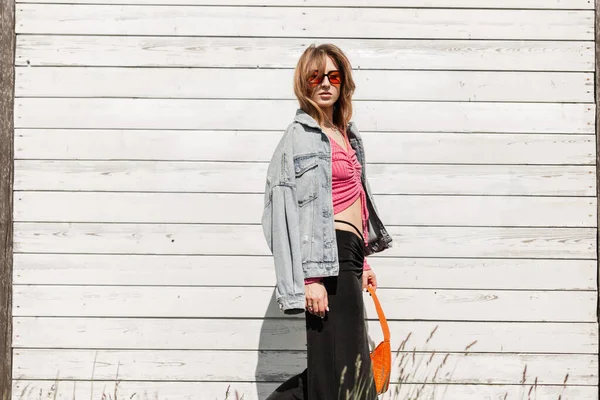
[{"x1": 322, "y1": 106, "x2": 334, "y2": 126}]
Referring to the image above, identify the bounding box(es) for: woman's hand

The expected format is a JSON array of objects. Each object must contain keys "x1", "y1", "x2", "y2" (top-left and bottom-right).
[
  {"x1": 305, "y1": 282, "x2": 328, "y2": 318},
  {"x1": 363, "y1": 269, "x2": 378, "y2": 291}
]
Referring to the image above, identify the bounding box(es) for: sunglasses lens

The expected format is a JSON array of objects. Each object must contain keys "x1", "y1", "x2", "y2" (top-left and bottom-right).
[
  {"x1": 308, "y1": 71, "x2": 322, "y2": 86},
  {"x1": 308, "y1": 71, "x2": 342, "y2": 86},
  {"x1": 329, "y1": 72, "x2": 342, "y2": 84}
]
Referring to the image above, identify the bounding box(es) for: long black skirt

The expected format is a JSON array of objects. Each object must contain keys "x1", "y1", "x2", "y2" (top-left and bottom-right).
[{"x1": 266, "y1": 229, "x2": 377, "y2": 400}]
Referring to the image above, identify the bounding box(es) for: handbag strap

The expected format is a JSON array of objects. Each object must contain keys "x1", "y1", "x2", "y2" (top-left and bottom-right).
[{"x1": 367, "y1": 286, "x2": 390, "y2": 342}]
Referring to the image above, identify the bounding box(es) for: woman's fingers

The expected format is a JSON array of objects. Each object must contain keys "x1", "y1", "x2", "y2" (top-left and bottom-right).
[
  {"x1": 369, "y1": 271, "x2": 378, "y2": 290},
  {"x1": 367, "y1": 271, "x2": 378, "y2": 292},
  {"x1": 311, "y1": 297, "x2": 325, "y2": 317},
  {"x1": 305, "y1": 283, "x2": 328, "y2": 317},
  {"x1": 362, "y1": 273, "x2": 369, "y2": 290},
  {"x1": 307, "y1": 297, "x2": 327, "y2": 317},
  {"x1": 319, "y1": 298, "x2": 327, "y2": 318}
]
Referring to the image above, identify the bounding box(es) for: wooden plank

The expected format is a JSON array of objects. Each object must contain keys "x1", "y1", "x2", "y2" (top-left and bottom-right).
[
  {"x1": 13, "y1": 161, "x2": 597, "y2": 196},
  {"x1": 16, "y1": 36, "x2": 594, "y2": 71},
  {"x1": 14, "y1": 131, "x2": 597, "y2": 165},
  {"x1": 12, "y1": 286, "x2": 597, "y2": 322},
  {"x1": 13, "y1": 0, "x2": 597, "y2": 9},
  {"x1": 594, "y1": 0, "x2": 600, "y2": 325},
  {"x1": 16, "y1": 68, "x2": 595, "y2": 103},
  {"x1": 12, "y1": 380, "x2": 599, "y2": 400},
  {"x1": 13, "y1": 254, "x2": 597, "y2": 290},
  {"x1": 0, "y1": 0, "x2": 15, "y2": 397},
  {"x1": 13, "y1": 223, "x2": 596, "y2": 259},
  {"x1": 13, "y1": 192, "x2": 597, "y2": 227},
  {"x1": 16, "y1": 5, "x2": 594, "y2": 40},
  {"x1": 12, "y1": 349, "x2": 597, "y2": 384},
  {"x1": 14, "y1": 99, "x2": 595, "y2": 133},
  {"x1": 13, "y1": 317, "x2": 599, "y2": 353}
]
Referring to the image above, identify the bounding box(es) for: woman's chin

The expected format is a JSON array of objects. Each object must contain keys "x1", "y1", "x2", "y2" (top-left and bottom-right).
[{"x1": 314, "y1": 99, "x2": 336, "y2": 109}]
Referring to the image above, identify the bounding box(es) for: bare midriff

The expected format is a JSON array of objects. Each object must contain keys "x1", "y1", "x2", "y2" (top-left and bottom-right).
[{"x1": 334, "y1": 197, "x2": 363, "y2": 238}]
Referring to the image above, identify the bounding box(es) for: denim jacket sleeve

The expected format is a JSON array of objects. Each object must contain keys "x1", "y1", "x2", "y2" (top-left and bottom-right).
[{"x1": 261, "y1": 127, "x2": 306, "y2": 314}]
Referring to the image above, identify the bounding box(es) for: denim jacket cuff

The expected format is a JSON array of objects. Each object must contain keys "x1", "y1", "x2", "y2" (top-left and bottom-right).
[
  {"x1": 304, "y1": 277, "x2": 322, "y2": 285},
  {"x1": 278, "y1": 293, "x2": 306, "y2": 314}
]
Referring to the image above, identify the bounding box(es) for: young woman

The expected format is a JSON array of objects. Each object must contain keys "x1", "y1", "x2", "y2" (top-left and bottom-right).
[{"x1": 261, "y1": 43, "x2": 393, "y2": 400}]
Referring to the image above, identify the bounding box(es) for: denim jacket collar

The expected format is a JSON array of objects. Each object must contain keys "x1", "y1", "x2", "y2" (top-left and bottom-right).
[
  {"x1": 293, "y1": 108, "x2": 357, "y2": 136},
  {"x1": 293, "y1": 109, "x2": 320, "y2": 129}
]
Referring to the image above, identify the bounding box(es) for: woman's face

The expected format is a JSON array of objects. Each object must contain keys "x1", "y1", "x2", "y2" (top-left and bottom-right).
[{"x1": 309, "y1": 56, "x2": 341, "y2": 110}]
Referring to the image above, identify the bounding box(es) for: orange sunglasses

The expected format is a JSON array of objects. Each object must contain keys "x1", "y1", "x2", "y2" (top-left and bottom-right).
[{"x1": 309, "y1": 70, "x2": 342, "y2": 87}]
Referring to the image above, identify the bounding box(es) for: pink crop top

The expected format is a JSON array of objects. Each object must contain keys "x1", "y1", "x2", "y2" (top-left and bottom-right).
[{"x1": 305, "y1": 130, "x2": 371, "y2": 285}]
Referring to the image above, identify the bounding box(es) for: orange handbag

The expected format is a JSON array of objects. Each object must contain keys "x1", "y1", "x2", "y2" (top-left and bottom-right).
[{"x1": 367, "y1": 286, "x2": 391, "y2": 394}]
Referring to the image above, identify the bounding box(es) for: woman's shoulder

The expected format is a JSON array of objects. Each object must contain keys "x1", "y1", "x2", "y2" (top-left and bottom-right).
[
  {"x1": 282, "y1": 119, "x2": 321, "y2": 148},
  {"x1": 269, "y1": 121, "x2": 307, "y2": 160},
  {"x1": 274, "y1": 122, "x2": 304, "y2": 156}
]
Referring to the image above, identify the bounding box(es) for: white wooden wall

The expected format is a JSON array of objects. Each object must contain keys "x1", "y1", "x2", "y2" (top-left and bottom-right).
[{"x1": 12, "y1": 1, "x2": 598, "y2": 399}]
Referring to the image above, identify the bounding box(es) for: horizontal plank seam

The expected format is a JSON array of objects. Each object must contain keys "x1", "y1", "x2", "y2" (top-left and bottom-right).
[
  {"x1": 9, "y1": 379, "x2": 600, "y2": 387},
  {"x1": 12, "y1": 221, "x2": 599, "y2": 228},
  {"x1": 12, "y1": 284, "x2": 599, "y2": 292},
  {"x1": 13, "y1": 128, "x2": 597, "y2": 135},
  {"x1": 11, "y1": 252, "x2": 599, "y2": 260},
  {"x1": 13, "y1": 127, "x2": 598, "y2": 134},
  {"x1": 12, "y1": 317, "x2": 599, "y2": 325},
  {"x1": 12, "y1": 96, "x2": 598, "y2": 105},
  {"x1": 13, "y1": 98, "x2": 598, "y2": 105},
  {"x1": 12, "y1": 285, "x2": 598, "y2": 290},
  {"x1": 14, "y1": 67, "x2": 596, "y2": 75},
  {"x1": 13, "y1": 191, "x2": 599, "y2": 196},
  {"x1": 13, "y1": 66, "x2": 599, "y2": 73},
  {"x1": 10, "y1": 347, "x2": 600, "y2": 356},
  {"x1": 10, "y1": 317, "x2": 600, "y2": 324},
  {"x1": 12, "y1": 160, "x2": 598, "y2": 166},
  {"x1": 12, "y1": 33, "x2": 598, "y2": 42},
  {"x1": 11, "y1": 3, "x2": 598, "y2": 10}
]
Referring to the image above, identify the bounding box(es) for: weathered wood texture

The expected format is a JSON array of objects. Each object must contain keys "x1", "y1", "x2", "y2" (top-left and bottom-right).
[
  {"x1": 0, "y1": 0, "x2": 14, "y2": 399},
  {"x1": 595, "y1": 0, "x2": 600, "y2": 332},
  {"x1": 15, "y1": 5, "x2": 594, "y2": 40},
  {"x1": 14, "y1": 99, "x2": 596, "y2": 132},
  {"x1": 16, "y1": 37, "x2": 594, "y2": 71},
  {"x1": 13, "y1": 286, "x2": 598, "y2": 321},
  {"x1": 10, "y1": 1, "x2": 599, "y2": 398},
  {"x1": 13, "y1": 254, "x2": 597, "y2": 290},
  {"x1": 12, "y1": 0, "x2": 598, "y2": 8},
  {"x1": 13, "y1": 318, "x2": 599, "y2": 353},
  {"x1": 12, "y1": 223, "x2": 597, "y2": 258},
  {"x1": 15, "y1": 68, "x2": 594, "y2": 102},
  {"x1": 13, "y1": 192, "x2": 597, "y2": 227},
  {"x1": 11, "y1": 162, "x2": 597, "y2": 195},
  {"x1": 14, "y1": 131, "x2": 596, "y2": 163},
  {"x1": 12, "y1": 349, "x2": 598, "y2": 384}
]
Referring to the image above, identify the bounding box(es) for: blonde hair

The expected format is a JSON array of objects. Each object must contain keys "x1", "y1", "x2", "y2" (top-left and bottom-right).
[{"x1": 293, "y1": 43, "x2": 356, "y2": 130}]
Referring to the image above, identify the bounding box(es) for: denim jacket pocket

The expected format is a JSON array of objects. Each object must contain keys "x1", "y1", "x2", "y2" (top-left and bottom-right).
[{"x1": 294, "y1": 155, "x2": 319, "y2": 207}]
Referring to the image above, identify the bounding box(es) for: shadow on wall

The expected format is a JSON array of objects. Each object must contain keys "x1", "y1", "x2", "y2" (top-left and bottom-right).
[{"x1": 254, "y1": 289, "x2": 306, "y2": 400}]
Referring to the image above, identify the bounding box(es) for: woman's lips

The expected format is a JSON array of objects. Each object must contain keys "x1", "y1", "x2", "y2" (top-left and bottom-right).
[{"x1": 319, "y1": 93, "x2": 332, "y2": 98}]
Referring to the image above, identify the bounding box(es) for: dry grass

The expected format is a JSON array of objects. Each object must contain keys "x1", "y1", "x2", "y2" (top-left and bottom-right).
[
  {"x1": 223, "y1": 325, "x2": 572, "y2": 399},
  {"x1": 11, "y1": 326, "x2": 573, "y2": 400}
]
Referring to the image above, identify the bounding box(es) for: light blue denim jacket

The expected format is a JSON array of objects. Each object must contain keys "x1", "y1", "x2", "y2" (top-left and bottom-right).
[{"x1": 261, "y1": 109, "x2": 393, "y2": 314}]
